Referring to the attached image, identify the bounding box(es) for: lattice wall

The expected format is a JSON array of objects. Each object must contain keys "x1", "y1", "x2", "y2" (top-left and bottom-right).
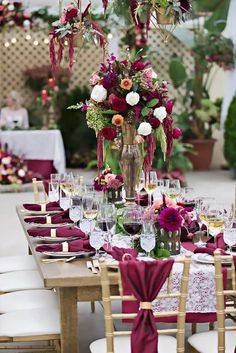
[
  {"x1": 0, "y1": 27, "x2": 104, "y2": 107},
  {"x1": 0, "y1": 27, "x2": 192, "y2": 112}
]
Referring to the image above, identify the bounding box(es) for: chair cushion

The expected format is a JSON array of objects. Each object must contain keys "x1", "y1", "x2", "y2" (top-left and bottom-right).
[
  {"x1": 0, "y1": 289, "x2": 58, "y2": 313},
  {"x1": 0, "y1": 308, "x2": 60, "y2": 337},
  {"x1": 0, "y1": 270, "x2": 44, "y2": 292},
  {"x1": 188, "y1": 330, "x2": 236, "y2": 353},
  {"x1": 90, "y1": 335, "x2": 177, "y2": 353},
  {"x1": 0, "y1": 255, "x2": 37, "y2": 273}
]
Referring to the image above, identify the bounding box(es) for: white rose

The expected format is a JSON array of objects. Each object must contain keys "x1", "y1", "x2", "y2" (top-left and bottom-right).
[
  {"x1": 1, "y1": 157, "x2": 11, "y2": 165},
  {"x1": 126, "y1": 92, "x2": 140, "y2": 106},
  {"x1": 91, "y1": 85, "x2": 107, "y2": 103},
  {"x1": 2, "y1": 0, "x2": 8, "y2": 4},
  {"x1": 137, "y1": 122, "x2": 152, "y2": 136},
  {"x1": 18, "y1": 169, "x2": 26, "y2": 178},
  {"x1": 23, "y1": 20, "x2": 31, "y2": 28},
  {"x1": 8, "y1": 4, "x2": 15, "y2": 10},
  {"x1": 153, "y1": 106, "x2": 167, "y2": 123}
]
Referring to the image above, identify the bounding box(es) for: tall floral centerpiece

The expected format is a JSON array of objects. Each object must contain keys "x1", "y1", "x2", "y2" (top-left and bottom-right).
[{"x1": 71, "y1": 53, "x2": 181, "y2": 202}]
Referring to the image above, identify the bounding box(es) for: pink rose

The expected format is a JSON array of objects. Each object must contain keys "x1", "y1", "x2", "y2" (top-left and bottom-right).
[
  {"x1": 59, "y1": 15, "x2": 66, "y2": 24},
  {"x1": 165, "y1": 197, "x2": 177, "y2": 208},
  {"x1": 107, "y1": 178, "x2": 122, "y2": 190},
  {"x1": 104, "y1": 173, "x2": 116, "y2": 183},
  {"x1": 134, "y1": 135, "x2": 144, "y2": 144},
  {"x1": 90, "y1": 74, "x2": 101, "y2": 86}
]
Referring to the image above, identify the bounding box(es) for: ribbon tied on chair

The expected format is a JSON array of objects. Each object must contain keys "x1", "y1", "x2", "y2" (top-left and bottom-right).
[{"x1": 119, "y1": 259, "x2": 174, "y2": 353}]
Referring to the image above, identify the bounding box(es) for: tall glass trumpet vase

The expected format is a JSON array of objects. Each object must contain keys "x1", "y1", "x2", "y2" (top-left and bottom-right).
[{"x1": 120, "y1": 120, "x2": 141, "y2": 203}]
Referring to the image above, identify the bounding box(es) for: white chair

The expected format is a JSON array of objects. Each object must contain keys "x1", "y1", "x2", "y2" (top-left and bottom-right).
[
  {"x1": 90, "y1": 255, "x2": 191, "y2": 353},
  {"x1": 0, "y1": 289, "x2": 58, "y2": 313},
  {"x1": 0, "y1": 255, "x2": 37, "y2": 273},
  {"x1": 188, "y1": 250, "x2": 236, "y2": 353},
  {"x1": 0, "y1": 307, "x2": 60, "y2": 352},
  {"x1": 0, "y1": 270, "x2": 45, "y2": 293}
]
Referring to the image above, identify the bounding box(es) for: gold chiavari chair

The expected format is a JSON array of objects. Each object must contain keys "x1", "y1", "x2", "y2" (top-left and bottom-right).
[
  {"x1": 32, "y1": 178, "x2": 47, "y2": 204},
  {"x1": 188, "y1": 250, "x2": 236, "y2": 353},
  {"x1": 90, "y1": 254, "x2": 191, "y2": 353}
]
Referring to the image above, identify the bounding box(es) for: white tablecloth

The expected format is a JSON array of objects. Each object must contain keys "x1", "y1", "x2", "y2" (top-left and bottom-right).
[{"x1": 0, "y1": 130, "x2": 66, "y2": 173}]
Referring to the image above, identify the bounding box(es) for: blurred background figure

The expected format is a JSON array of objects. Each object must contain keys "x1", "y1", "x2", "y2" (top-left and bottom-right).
[{"x1": 0, "y1": 91, "x2": 29, "y2": 129}]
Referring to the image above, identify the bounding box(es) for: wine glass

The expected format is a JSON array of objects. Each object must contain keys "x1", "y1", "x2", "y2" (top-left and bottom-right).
[
  {"x1": 83, "y1": 194, "x2": 98, "y2": 234},
  {"x1": 48, "y1": 182, "x2": 59, "y2": 202},
  {"x1": 159, "y1": 179, "x2": 170, "y2": 195},
  {"x1": 166, "y1": 180, "x2": 181, "y2": 200},
  {"x1": 59, "y1": 173, "x2": 74, "y2": 198},
  {"x1": 223, "y1": 225, "x2": 236, "y2": 253},
  {"x1": 89, "y1": 230, "x2": 105, "y2": 258},
  {"x1": 69, "y1": 205, "x2": 82, "y2": 227},
  {"x1": 135, "y1": 171, "x2": 145, "y2": 205},
  {"x1": 59, "y1": 187, "x2": 70, "y2": 210},
  {"x1": 144, "y1": 171, "x2": 158, "y2": 206},
  {"x1": 205, "y1": 204, "x2": 225, "y2": 238},
  {"x1": 123, "y1": 206, "x2": 143, "y2": 248},
  {"x1": 142, "y1": 207, "x2": 154, "y2": 234},
  {"x1": 97, "y1": 204, "x2": 117, "y2": 249},
  {"x1": 181, "y1": 187, "x2": 196, "y2": 207},
  {"x1": 140, "y1": 233, "x2": 155, "y2": 257}
]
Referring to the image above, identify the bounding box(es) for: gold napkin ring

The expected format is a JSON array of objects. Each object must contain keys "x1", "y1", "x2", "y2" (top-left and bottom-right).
[
  {"x1": 122, "y1": 253, "x2": 133, "y2": 262},
  {"x1": 62, "y1": 242, "x2": 68, "y2": 252},
  {"x1": 50, "y1": 229, "x2": 56, "y2": 238},
  {"x1": 140, "y1": 302, "x2": 152, "y2": 310}
]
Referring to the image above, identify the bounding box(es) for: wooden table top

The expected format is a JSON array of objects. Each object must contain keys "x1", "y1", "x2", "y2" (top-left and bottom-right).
[{"x1": 16, "y1": 206, "x2": 103, "y2": 288}]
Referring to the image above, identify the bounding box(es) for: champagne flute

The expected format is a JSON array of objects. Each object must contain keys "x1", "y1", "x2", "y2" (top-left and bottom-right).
[
  {"x1": 123, "y1": 206, "x2": 143, "y2": 248},
  {"x1": 83, "y1": 194, "x2": 98, "y2": 234},
  {"x1": 144, "y1": 171, "x2": 158, "y2": 206},
  {"x1": 135, "y1": 171, "x2": 145, "y2": 205},
  {"x1": 140, "y1": 233, "x2": 155, "y2": 257},
  {"x1": 105, "y1": 204, "x2": 117, "y2": 250}
]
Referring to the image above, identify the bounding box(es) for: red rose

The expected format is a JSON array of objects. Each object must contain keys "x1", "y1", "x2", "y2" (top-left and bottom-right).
[
  {"x1": 148, "y1": 117, "x2": 161, "y2": 129},
  {"x1": 65, "y1": 6, "x2": 78, "y2": 21},
  {"x1": 109, "y1": 94, "x2": 127, "y2": 113},
  {"x1": 166, "y1": 100, "x2": 173, "y2": 114},
  {"x1": 101, "y1": 127, "x2": 117, "y2": 141},
  {"x1": 173, "y1": 127, "x2": 182, "y2": 139}
]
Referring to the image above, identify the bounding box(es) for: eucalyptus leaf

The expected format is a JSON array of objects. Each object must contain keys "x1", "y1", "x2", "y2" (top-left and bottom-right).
[
  {"x1": 141, "y1": 107, "x2": 150, "y2": 117},
  {"x1": 147, "y1": 98, "x2": 159, "y2": 108}
]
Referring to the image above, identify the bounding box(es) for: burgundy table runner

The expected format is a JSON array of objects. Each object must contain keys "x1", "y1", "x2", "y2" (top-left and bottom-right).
[{"x1": 119, "y1": 259, "x2": 174, "y2": 353}]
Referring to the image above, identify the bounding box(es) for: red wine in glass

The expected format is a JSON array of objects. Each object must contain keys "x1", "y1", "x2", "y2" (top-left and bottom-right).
[
  {"x1": 123, "y1": 223, "x2": 142, "y2": 235},
  {"x1": 97, "y1": 221, "x2": 107, "y2": 232}
]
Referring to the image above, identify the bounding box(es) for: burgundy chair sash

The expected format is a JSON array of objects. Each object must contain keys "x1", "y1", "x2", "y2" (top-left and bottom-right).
[{"x1": 119, "y1": 259, "x2": 174, "y2": 353}]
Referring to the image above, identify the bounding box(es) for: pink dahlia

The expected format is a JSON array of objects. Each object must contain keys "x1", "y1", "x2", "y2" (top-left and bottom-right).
[{"x1": 159, "y1": 207, "x2": 183, "y2": 232}]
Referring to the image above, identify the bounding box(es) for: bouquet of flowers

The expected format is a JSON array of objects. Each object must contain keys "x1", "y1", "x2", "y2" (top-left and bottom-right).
[
  {"x1": 73, "y1": 53, "x2": 181, "y2": 173},
  {"x1": 94, "y1": 168, "x2": 123, "y2": 191},
  {"x1": 0, "y1": 146, "x2": 34, "y2": 186},
  {"x1": 0, "y1": 1, "x2": 32, "y2": 29},
  {"x1": 50, "y1": 0, "x2": 106, "y2": 72}
]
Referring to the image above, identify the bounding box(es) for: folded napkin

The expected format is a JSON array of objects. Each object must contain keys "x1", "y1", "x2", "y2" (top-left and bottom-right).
[
  {"x1": 106, "y1": 247, "x2": 138, "y2": 261},
  {"x1": 27, "y1": 226, "x2": 85, "y2": 238},
  {"x1": 23, "y1": 202, "x2": 62, "y2": 212},
  {"x1": 194, "y1": 241, "x2": 236, "y2": 266},
  {"x1": 36, "y1": 238, "x2": 93, "y2": 253},
  {"x1": 24, "y1": 210, "x2": 72, "y2": 224}
]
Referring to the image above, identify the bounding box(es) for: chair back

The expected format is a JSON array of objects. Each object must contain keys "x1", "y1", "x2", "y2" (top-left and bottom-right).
[
  {"x1": 32, "y1": 178, "x2": 47, "y2": 204},
  {"x1": 214, "y1": 250, "x2": 236, "y2": 353},
  {"x1": 100, "y1": 254, "x2": 191, "y2": 353}
]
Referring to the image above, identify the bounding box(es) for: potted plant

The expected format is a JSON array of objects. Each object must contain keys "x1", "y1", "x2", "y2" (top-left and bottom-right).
[
  {"x1": 224, "y1": 97, "x2": 236, "y2": 179},
  {"x1": 169, "y1": 29, "x2": 235, "y2": 170}
]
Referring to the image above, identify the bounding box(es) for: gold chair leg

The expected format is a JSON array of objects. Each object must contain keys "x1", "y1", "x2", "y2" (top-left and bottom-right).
[
  {"x1": 90, "y1": 301, "x2": 96, "y2": 313},
  {"x1": 191, "y1": 323, "x2": 197, "y2": 334}
]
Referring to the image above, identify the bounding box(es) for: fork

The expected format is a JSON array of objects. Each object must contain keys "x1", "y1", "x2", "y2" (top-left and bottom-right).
[
  {"x1": 42, "y1": 256, "x2": 76, "y2": 264},
  {"x1": 86, "y1": 261, "x2": 98, "y2": 274},
  {"x1": 92, "y1": 259, "x2": 100, "y2": 272}
]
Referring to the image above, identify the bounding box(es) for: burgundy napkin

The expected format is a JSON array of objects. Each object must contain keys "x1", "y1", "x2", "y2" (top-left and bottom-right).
[
  {"x1": 106, "y1": 247, "x2": 138, "y2": 261},
  {"x1": 119, "y1": 259, "x2": 174, "y2": 353},
  {"x1": 194, "y1": 240, "x2": 236, "y2": 266},
  {"x1": 24, "y1": 210, "x2": 72, "y2": 224},
  {"x1": 36, "y1": 238, "x2": 93, "y2": 253},
  {"x1": 27, "y1": 226, "x2": 85, "y2": 238},
  {"x1": 23, "y1": 202, "x2": 62, "y2": 212},
  {"x1": 135, "y1": 193, "x2": 148, "y2": 207}
]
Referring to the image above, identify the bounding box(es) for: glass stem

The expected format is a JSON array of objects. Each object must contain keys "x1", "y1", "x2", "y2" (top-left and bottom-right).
[{"x1": 148, "y1": 193, "x2": 151, "y2": 206}]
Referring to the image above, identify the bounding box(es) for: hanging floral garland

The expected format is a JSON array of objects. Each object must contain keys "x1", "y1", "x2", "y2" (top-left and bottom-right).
[{"x1": 50, "y1": 0, "x2": 107, "y2": 73}]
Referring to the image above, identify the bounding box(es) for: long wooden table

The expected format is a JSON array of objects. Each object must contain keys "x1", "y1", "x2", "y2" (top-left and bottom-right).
[{"x1": 16, "y1": 206, "x2": 117, "y2": 353}]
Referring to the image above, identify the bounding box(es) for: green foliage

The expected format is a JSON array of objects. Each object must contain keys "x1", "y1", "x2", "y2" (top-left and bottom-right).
[
  {"x1": 169, "y1": 57, "x2": 187, "y2": 88},
  {"x1": 224, "y1": 97, "x2": 236, "y2": 168},
  {"x1": 31, "y1": 7, "x2": 58, "y2": 25},
  {"x1": 57, "y1": 86, "x2": 97, "y2": 168}
]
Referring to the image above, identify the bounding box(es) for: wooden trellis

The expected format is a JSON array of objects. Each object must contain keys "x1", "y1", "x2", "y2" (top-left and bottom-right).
[{"x1": 0, "y1": 27, "x2": 192, "y2": 113}]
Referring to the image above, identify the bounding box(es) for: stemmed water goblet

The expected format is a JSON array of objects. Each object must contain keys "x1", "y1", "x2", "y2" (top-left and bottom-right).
[
  {"x1": 223, "y1": 222, "x2": 236, "y2": 253},
  {"x1": 123, "y1": 205, "x2": 143, "y2": 248},
  {"x1": 140, "y1": 233, "x2": 156, "y2": 258},
  {"x1": 97, "y1": 203, "x2": 117, "y2": 249},
  {"x1": 69, "y1": 197, "x2": 82, "y2": 227},
  {"x1": 89, "y1": 230, "x2": 105, "y2": 258}
]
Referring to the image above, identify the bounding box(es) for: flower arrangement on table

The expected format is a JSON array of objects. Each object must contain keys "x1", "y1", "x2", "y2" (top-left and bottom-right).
[
  {"x1": 50, "y1": 0, "x2": 107, "y2": 72},
  {"x1": 0, "y1": 1, "x2": 32, "y2": 29},
  {"x1": 94, "y1": 168, "x2": 124, "y2": 203},
  {"x1": 0, "y1": 146, "x2": 34, "y2": 187}
]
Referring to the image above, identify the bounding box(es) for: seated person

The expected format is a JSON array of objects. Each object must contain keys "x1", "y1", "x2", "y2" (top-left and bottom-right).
[{"x1": 0, "y1": 91, "x2": 29, "y2": 129}]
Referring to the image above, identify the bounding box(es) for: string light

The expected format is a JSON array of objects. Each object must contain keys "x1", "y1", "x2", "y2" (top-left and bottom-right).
[
  {"x1": 64, "y1": 40, "x2": 68, "y2": 46},
  {"x1": 107, "y1": 33, "x2": 113, "y2": 40},
  {"x1": 25, "y1": 34, "x2": 31, "y2": 40},
  {"x1": 44, "y1": 38, "x2": 49, "y2": 44},
  {"x1": 33, "y1": 40, "x2": 39, "y2": 46},
  {"x1": 11, "y1": 38, "x2": 17, "y2": 44},
  {"x1": 4, "y1": 42, "x2": 10, "y2": 47}
]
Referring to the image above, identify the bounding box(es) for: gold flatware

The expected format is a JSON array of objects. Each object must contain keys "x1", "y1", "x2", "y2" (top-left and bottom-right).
[
  {"x1": 86, "y1": 261, "x2": 98, "y2": 274},
  {"x1": 42, "y1": 256, "x2": 76, "y2": 264},
  {"x1": 92, "y1": 259, "x2": 100, "y2": 272}
]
